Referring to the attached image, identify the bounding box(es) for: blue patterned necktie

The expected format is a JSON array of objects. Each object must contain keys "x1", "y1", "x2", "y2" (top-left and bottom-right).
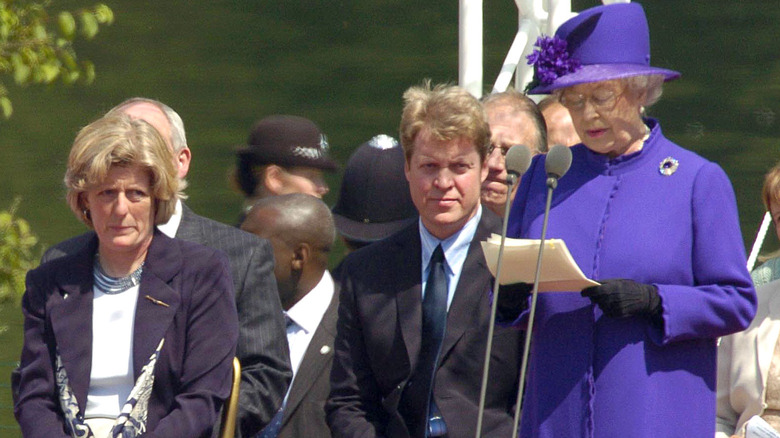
[
  {"x1": 400, "y1": 244, "x2": 449, "y2": 437},
  {"x1": 256, "y1": 316, "x2": 295, "y2": 438},
  {"x1": 257, "y1": 405, "x2": 284, "y2": 438}
]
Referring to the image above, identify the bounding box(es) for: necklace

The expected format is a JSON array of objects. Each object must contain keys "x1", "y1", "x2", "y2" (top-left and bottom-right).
[{"x1": 93, "y1": 256, "x2": 144, "y2": 294}]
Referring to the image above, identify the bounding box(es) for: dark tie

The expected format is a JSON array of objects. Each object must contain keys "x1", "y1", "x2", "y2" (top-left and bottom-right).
[{"x1": 400, "y1": 244, "x2": 449, "y2": 437}]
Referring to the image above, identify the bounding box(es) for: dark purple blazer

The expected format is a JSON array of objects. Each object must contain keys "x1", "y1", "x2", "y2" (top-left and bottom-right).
[{"x1": 14, "y1": 230, "x2": 238, "y2": 438}]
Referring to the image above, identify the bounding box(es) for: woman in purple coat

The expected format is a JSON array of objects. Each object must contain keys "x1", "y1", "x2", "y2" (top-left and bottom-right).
[{"x1": 497, "y1": 3, "x2": 757, "y2": 437}]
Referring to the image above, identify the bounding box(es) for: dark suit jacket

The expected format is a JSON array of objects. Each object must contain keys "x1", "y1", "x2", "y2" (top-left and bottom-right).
[
  {"x1": 37, "y1": 203, "x2": 292, "y2": 438},
  {"x1": 14, "y1": 231, "x2": 238, "y2": 438},
  {"x1": 278, "y1": 286, "x2": 339, "y2": 438},
  {"x1": 327, "y1": 213, "x2": 522, "y2": 438}
]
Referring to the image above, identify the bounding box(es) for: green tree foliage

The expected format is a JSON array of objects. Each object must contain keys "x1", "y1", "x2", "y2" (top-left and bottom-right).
[
  {"x1": 0, "y1": 0, "x2": 114, "y2": 118},
  {"x1": 0, "y1": 198, "x2": 41, "y2": 304}
]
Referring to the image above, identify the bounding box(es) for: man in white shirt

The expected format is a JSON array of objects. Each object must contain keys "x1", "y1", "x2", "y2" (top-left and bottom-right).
[
  {"x1": 241, "y1": 193, "x2": 338, "y2": 438},
  {"x1": 327, "y1": 82, "x2": 523, "y2": 438}
]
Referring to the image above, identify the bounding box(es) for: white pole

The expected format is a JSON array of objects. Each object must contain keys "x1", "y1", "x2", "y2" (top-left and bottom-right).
[
  {"x1": 459, "y1": 0, "x2": 483, "y2": 98},
  {"x1": 747, "y1": 211, "x2": 772, "y2": 272},
  {"x1": 493, "y1": 21, "x2": 532, "y2": 93},
  {"x1": 546, "y1": 0, "x2": 574, "y2": 34}
]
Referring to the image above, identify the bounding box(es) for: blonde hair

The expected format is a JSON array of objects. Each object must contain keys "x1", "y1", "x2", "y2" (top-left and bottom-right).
[
  {"x1": 762, "y1": 164, "x2": 780, "y2": 212},
  {"x1": 757, "y1": 163, "x2": 780, "y2": 262},
  {"x1": 65, "y1": 114, "x2": 183, "y2": 228},
  {"x1": 399, "y1": 81, "x2": 490, "y2": 162}
]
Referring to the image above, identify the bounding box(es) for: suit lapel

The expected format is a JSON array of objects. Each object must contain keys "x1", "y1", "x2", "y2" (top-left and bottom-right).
[
  {"x1": 396, "y1": 224, "x2": 424, "y2": 376},
  {"x1": 439, "y1": 215, "x2": 493, "y2": 363},
  {"x1": 283, "y1": 290, "x2": 339, "y2": 423},
  {"x1": 132, "y1": 232, "x2": 182, "y2": 378},
  {"x1": 49, "y1": 234, "x2": 99, "y2": 413}
]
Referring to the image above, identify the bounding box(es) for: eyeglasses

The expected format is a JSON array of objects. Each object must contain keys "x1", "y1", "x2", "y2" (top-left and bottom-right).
[
  {"x1": 487, "y1": 144, "x2": 510, "y2": 157},
  {"x1": 487, "y1": 144, "x2": 540, "y2": 158},
  {"x1": 559, "y1": 87, "x2": 621, "y2": 112}
]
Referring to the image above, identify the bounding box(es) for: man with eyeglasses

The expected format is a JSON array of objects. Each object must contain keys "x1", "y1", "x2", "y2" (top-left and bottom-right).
[{"x1": 480, "y1": 89, "x2": 547, "y2": 217}]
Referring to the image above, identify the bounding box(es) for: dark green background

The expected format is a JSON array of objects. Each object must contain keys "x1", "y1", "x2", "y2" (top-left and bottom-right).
[{"x1": 3, "y1": 1, "x2": 780, "y2": 435}]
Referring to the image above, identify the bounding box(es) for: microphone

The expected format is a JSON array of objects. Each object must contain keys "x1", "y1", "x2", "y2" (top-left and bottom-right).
[
  {"x1": 505, "y1": 145, "x2": 533, "y2": 186},
  {"x1": 475, "y1": 144, "x2": 531, "y2": 438},
  {"x1": 545, "y1": 144, "x2": 573, "y2": 189},
  {"x1": 511, "y1": 145, "x2": 572, "y2": 438}
]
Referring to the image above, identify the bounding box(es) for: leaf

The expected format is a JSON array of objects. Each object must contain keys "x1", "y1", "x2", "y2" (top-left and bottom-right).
[
  {"x1": 0, "y1": 98, "x2": 8, "y2": 117},
  {"x1": 57, "y1": 11, "x2": 76, "y2": 40},
  {"x1": 32, "y1": 23, "x2": 47, "y2": 40},
  {"x1": 63, "y1": 69, "x2": 79, "y2": 84},
  {"x1": 12, "y1": 63, "x2": 31, "y2": 85},
  {"x1": 39, "y1": 62, "x2": 60, "y2": 83},
  {"x1": 82, "y1": 60, "x2": 94, "y2": 83},
  {"x1": 94, "y1": 4, "x2": 114, "y2": 25},
  {"x1": 79, "y1": 11, "x2": 98, "y2": 39},
  {"x1": 61, "y1": 51, "x2": 77, "y2": 70}
]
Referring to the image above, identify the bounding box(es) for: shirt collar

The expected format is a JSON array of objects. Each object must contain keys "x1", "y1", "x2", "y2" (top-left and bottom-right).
[
  {"x1": 157, "y1": 199, "x2": 183, "y2": 238},
  {"x1": 419, "y1": 205, "x2": 482, "y2": 275},
  {"x1": 285, "y1": 270, "x2": 334, "y2": 334}
]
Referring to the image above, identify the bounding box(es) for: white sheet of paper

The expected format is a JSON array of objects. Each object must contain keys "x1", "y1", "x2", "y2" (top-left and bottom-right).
[
  {"x1": 746, "y1": 415, "x2": 780, "y2": 438},
  {"x1": 481, "y1": 234, "x2": 599, "y2": 292}
]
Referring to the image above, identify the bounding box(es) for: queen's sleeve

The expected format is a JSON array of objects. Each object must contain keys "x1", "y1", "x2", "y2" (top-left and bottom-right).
[{"x1": 653, "y1": 161, "x2": 757, "y2": 344}]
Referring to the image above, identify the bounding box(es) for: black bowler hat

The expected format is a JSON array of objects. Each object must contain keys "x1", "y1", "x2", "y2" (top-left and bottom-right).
[
  {"x1": 332, "y1": 135, "x2": 418, "y2": 243},
  {"x1": 236, "y1": 115, "x2": 338, "y2": 171}
]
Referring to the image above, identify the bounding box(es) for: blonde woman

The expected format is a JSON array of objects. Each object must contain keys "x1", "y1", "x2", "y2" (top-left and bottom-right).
[{"x1": 14, "y1": 114, "x2": 237, "y2": 438}]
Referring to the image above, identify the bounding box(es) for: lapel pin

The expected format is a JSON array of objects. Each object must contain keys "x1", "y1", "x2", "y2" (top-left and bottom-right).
[
  {"x1": 145, "y1": 295, "x2": 170, "y2": 307},
  {"x1": 320, "y1": 345, "x2": 331, "y2": 355},
  {"x1": 659, "y1": 157, "x2": 679, "y2": 176}
]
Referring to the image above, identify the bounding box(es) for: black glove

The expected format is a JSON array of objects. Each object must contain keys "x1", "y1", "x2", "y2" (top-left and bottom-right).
[
  {"x1": 581, "y1": 279, "x2": 661, "y2": 319},
  {"x1": 495, "y1": 282, "x2": 533, "y2": 323}
]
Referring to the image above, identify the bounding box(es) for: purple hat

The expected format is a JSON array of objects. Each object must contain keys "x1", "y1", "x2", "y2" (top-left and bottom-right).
[
  {"x1": 332, "y1": 135, "x2": 417, "y2": 243},
  {"x1": 526, "y1": 3, "x2": 680, "y2": 94}
]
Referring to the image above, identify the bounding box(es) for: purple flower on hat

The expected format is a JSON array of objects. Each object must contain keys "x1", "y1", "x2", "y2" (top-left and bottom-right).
[{"x1": 525, "y1": 35, "x2": 581, "y2": 91}]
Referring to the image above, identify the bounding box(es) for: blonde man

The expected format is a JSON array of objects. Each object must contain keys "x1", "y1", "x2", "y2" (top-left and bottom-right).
[{"x1": 327, "y1": 82, "x2": 522, "y2": 438}]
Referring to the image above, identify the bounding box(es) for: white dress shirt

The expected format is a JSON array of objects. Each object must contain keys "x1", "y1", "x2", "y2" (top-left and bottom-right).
[
  {"x1": 156, "y1": 199, "x2": 183, "y2": 238},
  {"x1": 284, "y1": 270, "x2": 334, "y2": 385},
  {"x1": 419, "y1": 205, "x2": 482, "y2": 311},
  {"x1": 85, "y1": 285, "x2": 139, "y2": 419}
]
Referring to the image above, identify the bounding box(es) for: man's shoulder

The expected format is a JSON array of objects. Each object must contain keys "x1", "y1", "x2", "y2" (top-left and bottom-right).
[
  {"x1": 478, "y1": 208, "x2": 502, "y2": 235},
  {"x1": 346, "y1": 222, "x2": 416, "y2": 261},
  {"x1": 336, "y1": 222, "x2": 419, "y2": 287},
  {"x1": 178, "y1": 206, "x2": 267, "y2": 252}
]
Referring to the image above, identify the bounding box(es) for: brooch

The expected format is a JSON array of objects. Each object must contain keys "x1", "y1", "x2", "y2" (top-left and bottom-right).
[{"x1": 659, "y1": 157, "x2": 679, "y2": 176}]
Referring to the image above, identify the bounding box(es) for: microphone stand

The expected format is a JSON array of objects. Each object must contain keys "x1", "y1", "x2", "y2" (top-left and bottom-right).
[
  {"x1": 510, "y1": 175, "x2": 557, "y2": 438},
  {"x1": 474, "y1": 172, "x2": 519, "y2": 438}
]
